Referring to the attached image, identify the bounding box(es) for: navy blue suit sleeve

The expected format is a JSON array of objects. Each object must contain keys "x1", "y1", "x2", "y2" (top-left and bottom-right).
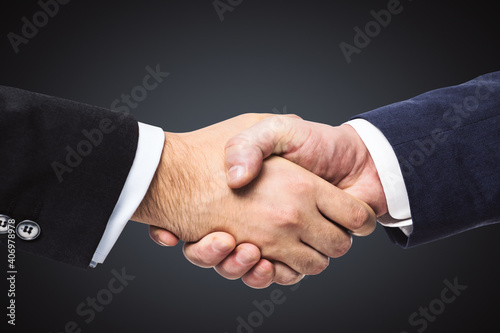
[
  {"x1": 0, "y1": 86, "x2": 139, "y2": 268},
  {"x1": 354, "y1": 72, "x2": 500, "y2": 248}
]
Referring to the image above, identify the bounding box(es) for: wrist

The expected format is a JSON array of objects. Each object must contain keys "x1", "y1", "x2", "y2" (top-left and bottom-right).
[
  {"x1": 341, "y1": 124, "x2": 388, "y2": 216},
  {"x1": 131, "y1": 132, "x2": 193, "y2": 236}
]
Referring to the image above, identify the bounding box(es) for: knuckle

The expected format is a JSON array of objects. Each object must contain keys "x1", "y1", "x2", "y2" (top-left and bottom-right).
[
  {"x1": 223, "y1": 261, "x2": 246, "y2": 277},
  {"x1": 236, "y1": 246, "x2": 260, "y2": 266},
  {"x1": 333, "y1": 237, "x2": 352, "y2": 258},
  {"x1": 270, "y1": 204, "x2": 301, "y2": 228},
  {"x1": 289, "y1": 177, "x2": 314, "y2": 195},
  {"x1": 349, "y1": 205, "x2": 372, "y2": 231},
  {"x1": 268, "y1": 115, "x2": 287, "y2": 132},
  {"x1": 257, "y1": 121, "x2": 279, "y2": 143},
  {"x1": 225, "y1": 133, "x2": 248, "y2": 149},
  {"x1": 306, "y1": 257, "x2": 330, "y2": 275},
  {"x1": 275, "y1": 271, "x2": 303, "y2": 286}
]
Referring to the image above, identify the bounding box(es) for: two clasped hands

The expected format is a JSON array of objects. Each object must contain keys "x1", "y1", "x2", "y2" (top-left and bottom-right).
[{"x1": 132, "y1": 113, "x2": 386, "y2": 288}]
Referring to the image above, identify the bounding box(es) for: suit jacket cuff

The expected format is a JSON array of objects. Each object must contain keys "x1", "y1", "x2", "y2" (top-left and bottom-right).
[
  {"x1": 345, "y1": 119, "x2": 413, "y2": 236},
  {"x1": 90, "y1": 122, "x2": 164, "y2": 267}
]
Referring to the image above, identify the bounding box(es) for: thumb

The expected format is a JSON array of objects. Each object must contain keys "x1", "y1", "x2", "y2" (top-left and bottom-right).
[{"x1": 225, "y1": 114, "x2": 301, "y2": 188}]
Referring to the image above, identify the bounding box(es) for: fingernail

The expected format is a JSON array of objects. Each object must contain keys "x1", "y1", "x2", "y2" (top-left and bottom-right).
[
  {"x1": 157, "y1": 237, "x2": 169, "y2": 246},
  {"x1": 212, "y1": 238, "x2": 232, "y2": 253},
  {"x1": 228, "y1": 165, "x2": 244, "y2": 183},
  {"x1": 236, "y1": 248, "x2": 256, "y2": 265}
]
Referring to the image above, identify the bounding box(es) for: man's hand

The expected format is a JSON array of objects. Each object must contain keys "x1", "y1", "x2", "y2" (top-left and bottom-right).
[
  {"x1": 134, "y1": 114, "x2": 376, "y2": 280},
  {"x1": 224, "y1": 115, "x2": 387, "y2": 216},
  {"x1": 150, "y1": 114, "x2": 387, "y2": 288}
]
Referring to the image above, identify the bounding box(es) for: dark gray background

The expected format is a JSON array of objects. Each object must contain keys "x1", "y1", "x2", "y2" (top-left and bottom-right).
[{"x1": 1, "y1": 0, "x2": 499, "y2": 332}]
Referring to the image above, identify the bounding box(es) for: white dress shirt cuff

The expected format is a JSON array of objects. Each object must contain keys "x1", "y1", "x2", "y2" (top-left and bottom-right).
[
  {"x1": 89, "y1": 122, "x2": 165, "y2": 267},
  {"x1": 345, "y1": 119, "x2": 413, "y2": 236}
]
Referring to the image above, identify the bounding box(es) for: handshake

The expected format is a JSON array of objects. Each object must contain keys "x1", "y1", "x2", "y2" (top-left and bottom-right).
[{"x1": 132, "y1": 113, "x2": 386, "y2": 288}]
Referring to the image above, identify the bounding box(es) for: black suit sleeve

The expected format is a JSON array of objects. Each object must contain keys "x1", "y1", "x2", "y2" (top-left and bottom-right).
[{"x1": 0, "y1": 85, "x2": 139, "y2": 268}]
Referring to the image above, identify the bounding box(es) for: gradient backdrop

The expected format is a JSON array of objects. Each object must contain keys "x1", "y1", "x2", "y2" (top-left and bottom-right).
[{"x1": 1, "y1": 0, "x2": 499, "y2": 332}]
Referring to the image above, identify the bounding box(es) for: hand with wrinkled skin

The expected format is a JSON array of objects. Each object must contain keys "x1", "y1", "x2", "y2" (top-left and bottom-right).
[
  {"x1": 135, "y1": 114, "x2": 376, "y2": 285},
  {"x1": 224, "y1": 115, "x2": 387, "y2": 216}
]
